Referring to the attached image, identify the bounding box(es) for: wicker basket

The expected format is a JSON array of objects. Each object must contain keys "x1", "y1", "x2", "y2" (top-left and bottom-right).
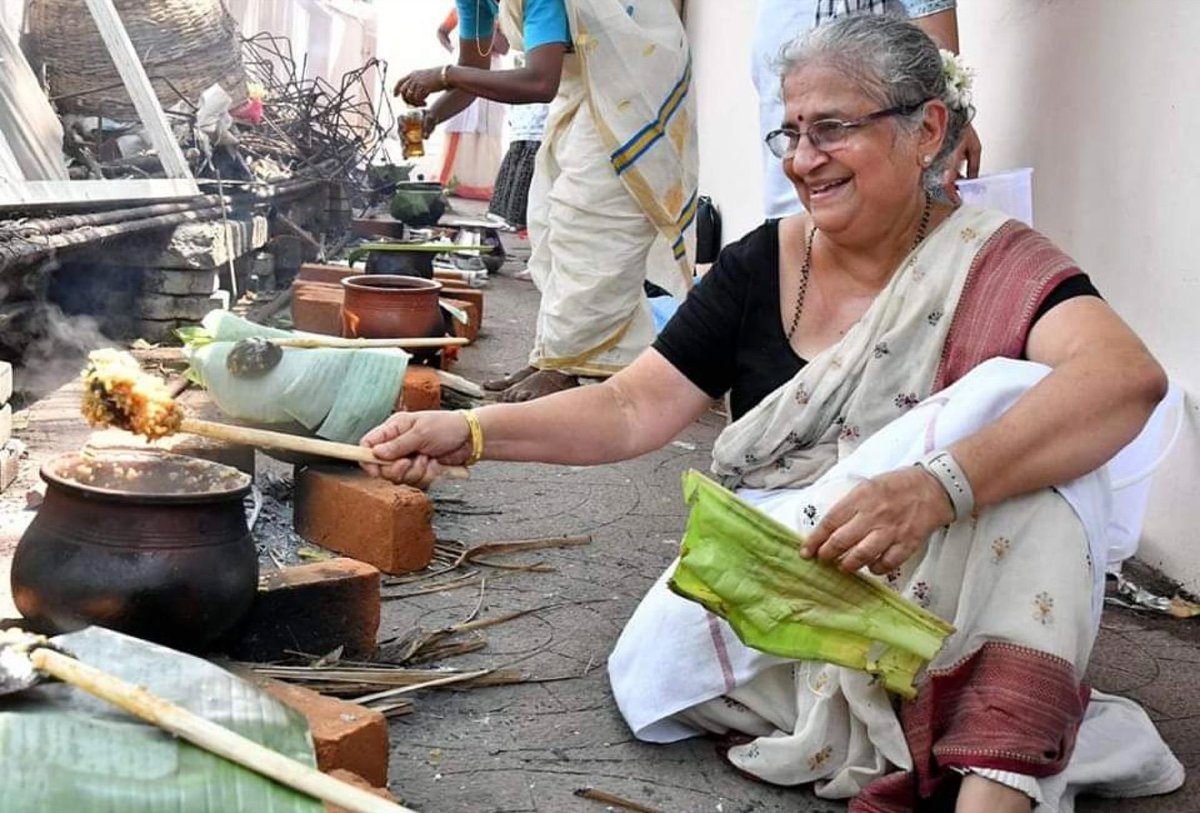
[{"x1": 26, "y1": 0, "x2": 247, "y2": 117}]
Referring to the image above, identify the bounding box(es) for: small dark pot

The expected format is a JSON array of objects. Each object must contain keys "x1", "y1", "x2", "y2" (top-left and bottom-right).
[
  {"x1": 341, "y1": 274, "x2": 444, "y2": 341},
  {"x1": 11, "y1": 452, "x2": 258, "y2": 652},
  {"x1": 364, "y1": 248, "x2": 435, "y2": 279}
]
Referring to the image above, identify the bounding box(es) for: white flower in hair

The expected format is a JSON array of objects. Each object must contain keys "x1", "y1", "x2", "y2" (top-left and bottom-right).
[{"x1": 940, "y1": 49, "x2": 975, "y2": 110}]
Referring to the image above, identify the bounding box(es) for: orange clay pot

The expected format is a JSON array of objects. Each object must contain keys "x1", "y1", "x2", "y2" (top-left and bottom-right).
[{"x1": 340, "y1": 274, "x2": 445, "y2": 340}]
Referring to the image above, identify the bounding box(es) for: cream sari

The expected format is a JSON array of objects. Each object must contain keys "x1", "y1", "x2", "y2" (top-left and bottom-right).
[
  {"x1": 501, "y1": 0, "x2": 698, "y2": 377},
  {"x1": 608, "y1": 207, "x2": 1182, "y2": 810}
]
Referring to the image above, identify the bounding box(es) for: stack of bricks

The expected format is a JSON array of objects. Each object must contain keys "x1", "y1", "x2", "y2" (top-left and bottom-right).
[
  {"x1": 291, "y1": 262, "x2": 485, "y2": 345},
  {"x1": 134, "y1": 216, "x2": 269, "y2": 343},
  {"x1": 0, "y1": 361, "x2": 19, "y2": 493}
]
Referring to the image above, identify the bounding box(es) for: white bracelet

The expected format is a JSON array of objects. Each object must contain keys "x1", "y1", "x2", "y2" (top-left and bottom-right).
[{"x1": 917, "y1": 450, "x2": 975, "y2": 522}]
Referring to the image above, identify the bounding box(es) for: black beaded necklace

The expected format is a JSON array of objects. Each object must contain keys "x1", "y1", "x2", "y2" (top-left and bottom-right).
[{"x1": 786, "y1": 192, "x2": 934, "y2": 341}]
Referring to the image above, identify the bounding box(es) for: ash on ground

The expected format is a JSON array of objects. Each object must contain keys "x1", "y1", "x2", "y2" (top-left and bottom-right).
[{"x1": 248, "y1": 464, "x2": 310, "y2": 571}]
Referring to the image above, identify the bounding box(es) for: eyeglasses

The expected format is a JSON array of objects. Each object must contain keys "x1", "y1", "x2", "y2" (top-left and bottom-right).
[{"x1": 764, "y1": 98, "x2": 934, "y2": 159}]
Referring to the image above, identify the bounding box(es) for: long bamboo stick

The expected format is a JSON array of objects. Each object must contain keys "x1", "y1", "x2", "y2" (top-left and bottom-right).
[
  {"x1": 269, "y1": 336, "x2": 468, "y2": 349},
  {"x1": 180, "y1": 418, "x2": 469, "y2": 478},
  {"x1": 29, "y1": 647, "x2": 412, "y2": 813}
]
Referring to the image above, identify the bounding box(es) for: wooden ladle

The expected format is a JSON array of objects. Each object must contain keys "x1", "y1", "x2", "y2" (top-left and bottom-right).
[{"x1": 81, "y1": 349, "x2": 469, "y2": 478}]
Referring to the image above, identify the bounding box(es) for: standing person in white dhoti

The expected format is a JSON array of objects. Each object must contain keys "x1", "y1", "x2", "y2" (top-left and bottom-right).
[
  {"x1": 375, "y1": 16, "x2": 1181, "y2": 812},
  {"x1": 396, "y1": 0, "x2": 698, "y2": 402}
]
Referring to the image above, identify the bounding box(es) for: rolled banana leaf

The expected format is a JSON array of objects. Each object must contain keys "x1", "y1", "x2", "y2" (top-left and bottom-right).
[
  {"x1": 182, "y1": 312, "x2": 407, "y2": 444},
  {"x1": 669, "y1": 470, "x2": 955, "y2": 698}
]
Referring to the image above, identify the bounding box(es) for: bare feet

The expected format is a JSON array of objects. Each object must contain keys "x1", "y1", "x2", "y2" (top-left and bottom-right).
[
  {"x1": 498, "y1": 369, "x2": 579, "y2": 402},
  {"x1": 483, "y1": 366, "x2": 537, "y2": 392}
]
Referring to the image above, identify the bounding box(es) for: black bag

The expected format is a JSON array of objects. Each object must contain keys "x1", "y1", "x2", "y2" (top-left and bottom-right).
[{"x1": 695, "y1": 195, "x2": 722, "y2": 265}]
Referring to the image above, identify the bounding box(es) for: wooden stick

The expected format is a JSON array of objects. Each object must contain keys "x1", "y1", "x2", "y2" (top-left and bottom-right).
[
  {"x1": 574, "y1": 787, "x2": 668, "y2": 813},
  {"x1": 179, "y1": 418, "x2": 470, "y2": 479},
  {"x1": 29, "y1": 647, "x2": 413, "y2": 813},
  {"x1": 271, "y1": 336, "x2": 469, "y2": 349}
]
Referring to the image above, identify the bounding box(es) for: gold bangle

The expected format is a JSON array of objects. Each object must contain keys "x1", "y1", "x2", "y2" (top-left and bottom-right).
[
  {"x1": 440, "y1": 64, "x2": 451, "y2": 90},
  {"x1": 459, "y1": 409, "x2": 484, "y2": 466}
]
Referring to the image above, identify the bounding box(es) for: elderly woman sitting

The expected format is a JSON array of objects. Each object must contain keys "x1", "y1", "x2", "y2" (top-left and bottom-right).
[{"x1": 361, "y1": 14, "x2": 1182, "y2": 813}]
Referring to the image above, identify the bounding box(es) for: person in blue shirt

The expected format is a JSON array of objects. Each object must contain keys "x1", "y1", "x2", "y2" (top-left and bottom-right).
[{"x1": 396, "y1": 0, "x2": 698, "y2": 404}]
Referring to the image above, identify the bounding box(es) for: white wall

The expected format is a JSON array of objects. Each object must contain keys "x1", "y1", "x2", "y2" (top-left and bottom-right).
[
  {"x1": 684, "y1": 0, "x2": 765, "y2": 247},
  {"x1": 375, "y1": 2, "x2": 468, "y2": 179},
  {"x1": 687, "y1": 1, "x2": 1200, "y2": 588},
  {"x1": 959, "y1": 1, "x2": 1200, "y2": 588}
]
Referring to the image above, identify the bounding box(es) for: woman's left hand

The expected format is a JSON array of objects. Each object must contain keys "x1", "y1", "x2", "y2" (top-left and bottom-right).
[
  {"x1": 393, "y1": 68, "x2": 446, "y2": 106},
  {"x1": 801, "y1": 467, "x2": 955, "y2": 574}
]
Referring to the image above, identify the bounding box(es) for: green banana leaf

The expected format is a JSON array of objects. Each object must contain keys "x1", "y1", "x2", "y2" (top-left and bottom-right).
[
  {"x1": 0, "y1": 627, "x2": 323, "y2": 812},
  {"x1": 183, "y1": 312, "x2": 408, "y2": 444},
  {"x1": 669, "y1": 471, "x2": 955, "y2": 698},
  {"x1": 319, "y1": 349, "x2": 410, "y2": 442}
]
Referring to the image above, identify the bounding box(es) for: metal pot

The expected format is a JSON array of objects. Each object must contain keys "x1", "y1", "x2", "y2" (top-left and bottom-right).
[
  {"x1": 341, "y1": 274, "x2": 445, "y2": 341},
  {"x1": 11, "y1": 451, "x2": 258, "y2": 652}
]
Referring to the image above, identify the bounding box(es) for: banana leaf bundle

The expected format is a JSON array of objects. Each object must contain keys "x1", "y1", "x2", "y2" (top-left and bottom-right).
[
  {"x1": 0, "y1": 627, "x2": 321, "y2": 812},
  {"x1": 669, "y1": 471, "x2": 955, "y2": 698},
  {"x1": 181, "y1": 312, "x2": 407, "y2": 445}
]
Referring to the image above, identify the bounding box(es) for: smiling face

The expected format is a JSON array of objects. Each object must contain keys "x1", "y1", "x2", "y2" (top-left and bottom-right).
[{"x1": 781, "y1": 64, "x2": 946, "y2": 245}]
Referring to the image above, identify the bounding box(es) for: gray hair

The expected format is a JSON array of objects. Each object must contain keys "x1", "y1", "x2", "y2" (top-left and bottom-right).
[{"x1": 778, "y1": 14, "x2": 972, "y2": 191}]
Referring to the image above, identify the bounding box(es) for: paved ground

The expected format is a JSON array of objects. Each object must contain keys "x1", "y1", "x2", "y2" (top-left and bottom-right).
[{"x1": 376, "y1": 236, "x2": 1200, "y2": 813}]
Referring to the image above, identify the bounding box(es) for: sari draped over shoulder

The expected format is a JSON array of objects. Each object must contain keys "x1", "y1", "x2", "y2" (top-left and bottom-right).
[
  {"x1": 503, "y1": 0, "x2": 699, "y2": 377},
  {"x1": 608, "y1": 206, "x2": 1183, "y2": 811}
]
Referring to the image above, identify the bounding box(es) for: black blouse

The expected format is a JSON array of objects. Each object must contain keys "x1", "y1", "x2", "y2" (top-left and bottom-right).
[{"x1": 653, "y1": 221, "x2": 1100, "y2": 421}]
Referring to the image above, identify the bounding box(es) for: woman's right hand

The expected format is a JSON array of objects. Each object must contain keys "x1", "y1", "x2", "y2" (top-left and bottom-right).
[
  {"x1": 360, "y1": 411, "x2": 472, "y2": 486},
  {"x1": 393, "y1": 68, "x2": 445, "y2": 107}
]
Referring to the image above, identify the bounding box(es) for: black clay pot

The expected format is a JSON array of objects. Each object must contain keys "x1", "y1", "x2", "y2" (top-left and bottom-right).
[
  {"x1": 363, "y1": 247, "x2": 436, "y2": 278},
  {"x1": 11, "y1": 451, "x2": 258, "y2": 651}
]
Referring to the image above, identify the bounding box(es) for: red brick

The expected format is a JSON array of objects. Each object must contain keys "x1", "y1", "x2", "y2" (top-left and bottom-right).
[
  {"x1": 324, "y1": 770, "x2": 398, "y2": 813},
  {"x1": 294, "y1": 467, "x2": 434, "y2": 574},
  {"x1": 398, "y1": 366, "x2": 441, "y2": 412},
  {"x1": 439, "y1": 285, "x2": 483, "y2": 322},
  {"x1": 437, "y1": 344, "x2": 460, "y2": 371},
  {"x1": 292, "y1": 281, "x2": 344, "y2": 336},
  {"x1": 298, "y1": 263, "x2": 357, "y2": 286},
  {"x1": 442, "y1": 297, "x2": 479, "y2": 343},
  {"x1": 223, "y1": 558, "x2": 380, "y2": 661},
  {"x1": 235, "y1": 670, "x2": 389, "y2": 786}
]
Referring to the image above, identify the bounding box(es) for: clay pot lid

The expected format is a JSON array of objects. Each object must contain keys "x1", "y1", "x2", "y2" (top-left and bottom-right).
[
  {"x1": 341, "y1": 274, "x2": 443, "y2": 293},
  {"x1": 42, "y1": 450, "x2": 252, "y2": 503}
]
